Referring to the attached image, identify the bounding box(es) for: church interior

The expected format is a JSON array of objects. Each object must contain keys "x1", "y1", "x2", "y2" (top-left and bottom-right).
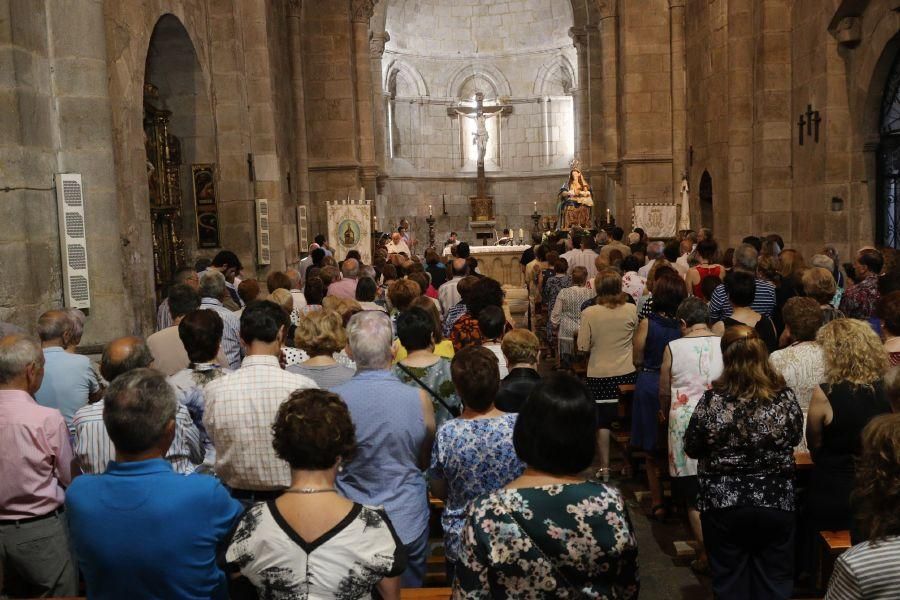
[
  {"x1": 2, "y1": 0, "x2": 900, "y2": 599},
  {"x1": 1, "y1": 0, "x2": 897, "y2": 344}
]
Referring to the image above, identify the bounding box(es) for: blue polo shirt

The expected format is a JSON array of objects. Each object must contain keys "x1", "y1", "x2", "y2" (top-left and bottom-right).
[
  {"x1": 66, "y1": 459, "x2": 244, "y2": 600},
  {"x1": 35, "y1": 347, "x2": 99, "y2": 432}
]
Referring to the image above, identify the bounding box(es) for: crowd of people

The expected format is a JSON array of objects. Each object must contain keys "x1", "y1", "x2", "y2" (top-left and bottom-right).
[{"x1": 1, "y1": 225, "x2": 899, "y2": 599}]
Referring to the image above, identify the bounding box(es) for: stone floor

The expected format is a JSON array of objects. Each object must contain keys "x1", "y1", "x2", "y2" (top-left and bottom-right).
[{"x1": 616, "y1": 478, "x2": 713, "y2": 600}]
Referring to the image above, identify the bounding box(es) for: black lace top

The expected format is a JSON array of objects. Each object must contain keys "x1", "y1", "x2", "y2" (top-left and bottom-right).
[{"x1": 684, "y1": 387, "x2": 803, "y2": 512}]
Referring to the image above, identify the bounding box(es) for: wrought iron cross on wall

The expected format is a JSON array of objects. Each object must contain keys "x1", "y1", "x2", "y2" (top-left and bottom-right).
[{"x1": 798, "y1": 104, "x2": 822, "y2": 145}]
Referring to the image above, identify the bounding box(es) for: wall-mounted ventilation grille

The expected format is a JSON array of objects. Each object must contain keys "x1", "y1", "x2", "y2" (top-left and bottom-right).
[
  {"x1": 256, "y1": 198, "x2": 271, "y2": 265},
  {"x1": 56, "y1": 174, "x2": 91, "y2": 309}
]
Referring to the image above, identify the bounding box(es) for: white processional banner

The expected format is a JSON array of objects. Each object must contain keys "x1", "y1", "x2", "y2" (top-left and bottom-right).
[
  {"x1": 633, "y1": 204, "x2": 678, "y2": 239},
  {"x1": 326, "y1": 200, "x2": 372, "y2": 263}
]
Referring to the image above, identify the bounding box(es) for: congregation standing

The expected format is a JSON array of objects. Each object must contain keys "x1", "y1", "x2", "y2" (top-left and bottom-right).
[{"x1": 2, "y1": 226, "x2": 900, "y2": 600}]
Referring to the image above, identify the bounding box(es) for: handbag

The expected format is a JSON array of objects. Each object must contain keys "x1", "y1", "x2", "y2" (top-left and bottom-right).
[{"x1": 396, "y1": 363, "x2": 461, "y2": 418}]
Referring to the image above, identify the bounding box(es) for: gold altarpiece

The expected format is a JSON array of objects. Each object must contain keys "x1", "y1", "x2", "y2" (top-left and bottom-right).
[{"x1": 144, "y1": 83, "x2": 186, "y2": 302}]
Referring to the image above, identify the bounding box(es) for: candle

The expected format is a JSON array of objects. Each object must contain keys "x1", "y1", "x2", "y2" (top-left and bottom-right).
[
  {"x1": 533, "y1": 201, "x2": 537, "y2": 213},
  {"x1": 429, "y1": 204, "x2": 433, "y2": 216},
  {"x1": 606, "y1": 209, "x2": 611, "y2": 224},
  {"x1": 359, "y1": 186, "x2": 366, "y2": 203},
  {"x1": 518, "y1": 228, "x2": 524, "y2": 241}
]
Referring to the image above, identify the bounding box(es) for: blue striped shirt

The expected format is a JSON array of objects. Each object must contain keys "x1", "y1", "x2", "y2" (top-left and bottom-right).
[
  {"x1": 708, "y1": 278, "x2": 777, "y2": 322},
  {"x1": 200, "y1": 298, "x2": 243, "y2": 370}
]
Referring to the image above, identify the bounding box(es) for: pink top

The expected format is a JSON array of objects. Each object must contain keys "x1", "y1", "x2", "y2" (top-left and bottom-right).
[
  {"x1": 327, "y1": 278, "x2": 358, "y2": 300},
  {"x1": 0, "y1": 389, "x2": 74, "y2": 519}
]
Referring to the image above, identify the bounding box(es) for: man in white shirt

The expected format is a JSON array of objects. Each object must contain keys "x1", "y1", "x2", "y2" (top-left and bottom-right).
[
  {"x1": 560, "y1": 234, "x2": 600, "y2": 281},
  {"x1": 296, "y1": 243, "x2": 320, "y2": 288},
  {"x1": 438, "y1": 258, "x2": 470, "y2": 318},
  {"x1": 204, "y1": 301, "x2": 316, "y2": 504},
  {"x1": 385, "y1": 232, "x2": 411, "y2": 256}
]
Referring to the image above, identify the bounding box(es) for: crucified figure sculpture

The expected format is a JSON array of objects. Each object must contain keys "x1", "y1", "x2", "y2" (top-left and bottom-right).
[{"x1": 449, "y1": 92, "x2": 512, "y2": 167}]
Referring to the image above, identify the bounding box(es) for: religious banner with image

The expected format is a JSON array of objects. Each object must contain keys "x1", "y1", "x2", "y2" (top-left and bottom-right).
[
  {"x1": 633, "y1": 204, "x2": 678, "y2": 239},
  {"x1": 191, "y1": 164, "x2": 220, "y2": 248},
  {"x1": 326, "y1": 199, "x2": 372, "y2": 263}
]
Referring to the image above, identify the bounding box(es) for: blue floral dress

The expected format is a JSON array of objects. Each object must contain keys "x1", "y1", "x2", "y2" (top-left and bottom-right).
[
  {"x1": 455, "y1": 482, "x2": 640, "y2": 598},
  {"x1": 428, "y1": 414, "x2": 525, "y2": 563}
]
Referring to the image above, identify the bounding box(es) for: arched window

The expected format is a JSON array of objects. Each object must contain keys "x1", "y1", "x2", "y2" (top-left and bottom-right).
[{"x1": 878, "y1": 52, "x2": 900, "y2": 248}]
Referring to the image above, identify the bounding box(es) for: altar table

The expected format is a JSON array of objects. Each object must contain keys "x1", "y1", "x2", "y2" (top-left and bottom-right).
[{"x1": 443, "y1": 245, "x2": 530, "y2": 287}]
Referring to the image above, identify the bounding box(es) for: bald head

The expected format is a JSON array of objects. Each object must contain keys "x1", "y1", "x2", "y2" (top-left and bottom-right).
[
  {"x1": 100, "y1": 336, "x2": 153, "y2": 383},
  {"x1": 341, "y1": 258, "x2": 360, "y2": 279},
  {"x1": 391, "y1": 232, "x2": 402, "y2": 244},
  {"x1": 37, "y1": 310, "x2": 71, "y2": 346}
]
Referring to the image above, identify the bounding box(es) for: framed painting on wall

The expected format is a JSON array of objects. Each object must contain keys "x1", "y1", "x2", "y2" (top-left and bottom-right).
[{"x1": 192, "y1": 164, "x2": 220, "y2": 248}]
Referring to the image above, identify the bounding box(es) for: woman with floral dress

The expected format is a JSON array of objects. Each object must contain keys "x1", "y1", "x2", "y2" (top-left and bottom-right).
[
  {"x1": 659, "y1": 297, "x2": 723, "y2": 574},
  {"x1": 428, "y1": 347, "x2": 524, "y2": 584},
  {"x1": 454, "y1": 373, "x2": 639, "y2": 599}
]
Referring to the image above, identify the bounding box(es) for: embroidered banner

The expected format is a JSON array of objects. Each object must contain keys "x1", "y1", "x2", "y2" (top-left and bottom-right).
[
  {"x1": 326, "y1": 200, "x2": 372, "y2": 263},
  {"x1": 633, "y1": 204, "x2": 678, "y2": 239}
]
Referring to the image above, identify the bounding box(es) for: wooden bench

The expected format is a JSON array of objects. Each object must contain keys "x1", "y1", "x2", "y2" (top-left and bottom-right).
[
  {"x1": 817, "y1": 530, "x2": 851, "y2": 590},
  {"x1": 401, "y1": 588, "x2": 452, "y2": 599},
  {"x1": 795, "y1": 450, "x2": 812, "y2": 471}
]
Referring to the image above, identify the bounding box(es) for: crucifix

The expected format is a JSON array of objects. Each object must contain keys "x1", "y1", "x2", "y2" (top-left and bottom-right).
[
  {"x1": 798, "y1": 114, "x2": 806, "y2": 146},
  {"x1": 448, "y1": 92, "x2": 513, "y2": 199},
  {"x1": 812, "y1": 110, "x2": 822, "y2": 143}
]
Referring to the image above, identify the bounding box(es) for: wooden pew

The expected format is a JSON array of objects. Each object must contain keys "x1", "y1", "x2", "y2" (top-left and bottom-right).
[
  {"x1": 817, "y1": 530, "x2": 852, "y2": 590},
  {"x1": 401, "y1": 588, "x2": 452, "y2": 599}
]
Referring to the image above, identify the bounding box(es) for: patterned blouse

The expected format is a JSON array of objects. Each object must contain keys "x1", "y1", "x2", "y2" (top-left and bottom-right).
[
  {"x1": 684, "y1": 388, "x2": 803, "y2": 512},
  {"x1": 455, "y1": 482, "x2": 640, "y2": 599},
  {"x1": 392, "y1": 358, "x2": 461, "y2": 427},
  {"x1": 226, "y1": 501, "x2": 406, "y2": 599},
  {"x1": 449, "y1": 314, "x2": 485, "y2": 352},
  {"x1": 543, "y1": 275, "x2": 572, "y2": 314},
  {"x1": 429, "y1": 414, "x2": 525, "y2": 563},
  {"x1": 839, "y1": 275, "x2": 880, "y2": 319}
]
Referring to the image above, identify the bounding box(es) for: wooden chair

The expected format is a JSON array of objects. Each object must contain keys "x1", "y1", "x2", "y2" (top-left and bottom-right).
[{"x1": 817, "y1": 530, "x2": 851, "y2": 591}]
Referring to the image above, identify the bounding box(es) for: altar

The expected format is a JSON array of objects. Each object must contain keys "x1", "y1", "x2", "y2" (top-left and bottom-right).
[{"x1": 443, "y1": 244, "x2": 530, "y2": 287}]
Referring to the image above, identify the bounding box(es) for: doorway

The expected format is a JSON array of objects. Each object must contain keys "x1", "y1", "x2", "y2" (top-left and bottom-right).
[
  {"x1": 143, "y1": 14, "x2": 216, "y2": 300},
  {"x1": 699, "y1": 170, "x2": 713, "y2": 232}
]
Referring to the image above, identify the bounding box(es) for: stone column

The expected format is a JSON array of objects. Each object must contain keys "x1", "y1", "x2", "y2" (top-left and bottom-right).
[
  {"x1": 351, "y1": 0, "x2": 378, "y2": 198},
  {"x1": 569, "y1": 26, "x2": 591, "y2": 167},
  {"x1": 597, "y1": 3, "x2": 620, "y2": 220},
  {"x1": 288, "y1": 0, "x2": 312, "y2": 217},
  {"x1": 369, "y1": 30, "x2": 390, "y2": 171},
  {"x1": 669, "y1": 0, "x2": 688, "y2": 205}
]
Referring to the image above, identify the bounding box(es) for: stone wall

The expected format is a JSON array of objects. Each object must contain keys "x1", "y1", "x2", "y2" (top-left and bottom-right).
[
  {"x1": 0, "y1": 0, "x2": 127, "y2": 344},
  {"x1": 684, "y1": 0, "x2": 900, "y2": 258}
]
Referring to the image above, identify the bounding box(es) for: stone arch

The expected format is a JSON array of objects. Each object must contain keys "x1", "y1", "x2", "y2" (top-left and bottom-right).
[
  {"x1": 383, "y1": 59, "x2": 428, "y2": 97},
  {"x1": 445, "y1": 63, "x2": 512, "y2": 100},
  {"x1": 699, "y1": 170, "x2": 713, "y2": 231},
  {"x1": 856, "y1": 23, "x2": 900, "y2": 146},
  {"x1": 533, "y1": 55, "x2": 577, "y2": 96},
  {"x1": 143, "y1": 14, "x2": 216, "y2": 297}
]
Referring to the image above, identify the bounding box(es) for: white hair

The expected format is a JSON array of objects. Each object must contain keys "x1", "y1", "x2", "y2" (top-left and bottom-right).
[
  {"x1": 346, "y1": 311, "x2": 393, "y2": 371},
  {"x1": 199, "y1": 270, "x2": 226, "y2": 300},
  {"x1": 0, "y1": 335, "x2": 43, "y2": 383},
  {"x1": 810, "y1": 254, "x2": 835, "y2": 272}
]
